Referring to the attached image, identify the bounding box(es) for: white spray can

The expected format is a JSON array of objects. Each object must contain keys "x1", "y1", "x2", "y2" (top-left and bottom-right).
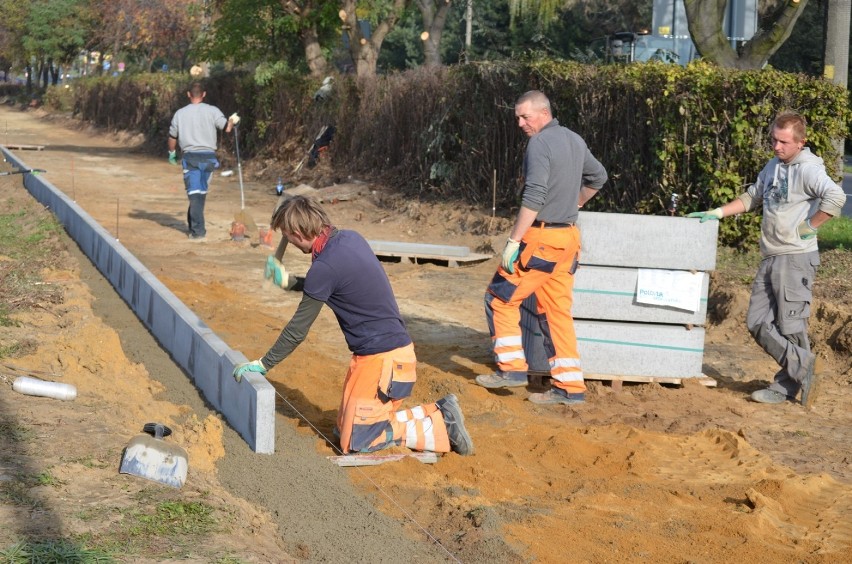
[{"x1": 12, "y1": 376, "x2": 77, "y2": 401}]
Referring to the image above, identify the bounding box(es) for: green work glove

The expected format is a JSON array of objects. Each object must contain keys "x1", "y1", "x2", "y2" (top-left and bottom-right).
[
  {"x1": 265, "y1": 255, "x2": 288, "y2": 288},
  {"x1": 797, "y1": 218, "x2": 819, "y2": 240},
  {"x1": 686, "y1": 208, "x2": 723, "y2": 223},
  {"x1": 233, "y1": 359, "x2": 267, "y2": 382},
  {"x1": 168, "y1": 150, "x2": 178, "y2": 166},
  {"x1": 501, "y1": 238, "x2": 520, "y2": 274}
]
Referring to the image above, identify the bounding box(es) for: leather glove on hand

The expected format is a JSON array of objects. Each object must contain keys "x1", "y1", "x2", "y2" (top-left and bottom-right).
[
  {"x1": 233, "y1": 359, "x2": 267, "y2": 382},
  {"x1": 168, "y1": 150, "x2": 178, "y2": 166},
  {"x1": 686, "y1": 208, "x2": 723, "y2": 223},
  {"x1": 265, "y1": 255, "x2": 289, "y2": 288},
  {"x1": 797, "y1": 218, "x2": 819, "y2": 240},
  {"x1": 229, "y1": 112, "x2": 240, "y2": 125},
  {"x1": 501, "y1": 238, "x2": 521, "y2": 274}
]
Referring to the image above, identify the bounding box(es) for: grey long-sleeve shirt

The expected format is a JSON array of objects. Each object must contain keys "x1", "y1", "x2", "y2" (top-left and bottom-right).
[
  {"x1": 168, "y1": 102, "x2": 227, "y2": 153},
  {"x1": 521, "y1": 119, "x2": 608, "y2": 224}
]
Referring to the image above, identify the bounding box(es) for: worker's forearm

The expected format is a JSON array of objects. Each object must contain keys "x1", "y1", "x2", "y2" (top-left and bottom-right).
[
  {"x1": 578, "y1": 186, "x2": 599, "y2": 208},
  {"x1": 719, "y1": 199, "x2": 747, "y2": 218},
  {"x1": 510, "y1": 207, "x2": 539, "y2": 241},
  {"x1": 808, "y1": 210, "x2": 834, "y2": 229}
]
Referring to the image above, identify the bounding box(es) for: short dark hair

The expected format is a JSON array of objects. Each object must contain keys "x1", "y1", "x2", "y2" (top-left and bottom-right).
[{"x1": 188, "y1": 82, "x2": 205, "y2": 98}]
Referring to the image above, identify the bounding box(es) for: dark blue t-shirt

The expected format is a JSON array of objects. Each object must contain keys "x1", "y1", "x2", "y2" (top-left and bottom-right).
[{"x1": 303, "y1": 230, "x2": 411, "y2": 356}]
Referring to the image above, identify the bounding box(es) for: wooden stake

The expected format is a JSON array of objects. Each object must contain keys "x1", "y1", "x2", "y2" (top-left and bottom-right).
[
  {"x1": 489, "y1": 169, "x2": 496, "y2": 231},
  {"x1": 116, "y1": 198, "x2": 120, "y2": 241}
]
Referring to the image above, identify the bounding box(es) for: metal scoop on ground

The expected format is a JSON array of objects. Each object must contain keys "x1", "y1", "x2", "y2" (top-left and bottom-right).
[{"x1": 119, "y1": 423, "x2": 188, "y2": 489}]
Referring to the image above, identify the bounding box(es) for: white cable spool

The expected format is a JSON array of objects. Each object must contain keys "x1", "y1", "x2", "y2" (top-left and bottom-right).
[{"x1": 12, "y1": 376, "x2": 77, "y2": 401}]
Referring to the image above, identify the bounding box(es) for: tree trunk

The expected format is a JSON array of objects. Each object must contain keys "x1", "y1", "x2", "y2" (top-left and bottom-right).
[
  {"x1": 684, "y1": 0, "x2": 808, "y2": 69},
  {"x1": 341, "y1": 0, "x2": 407, "y2": 77},
  {"x1": 302, "y1": 26, "x2": 328, "y2": 77},
  {"x1": 824, "y1": 0, "x2": 850, "y2": 177},
  {"x1": 824, "y1": 0, "x2": 851, "y2": 88},
  {"x1": 416, "y1": 0, "x2": 453, "y2": 67}
]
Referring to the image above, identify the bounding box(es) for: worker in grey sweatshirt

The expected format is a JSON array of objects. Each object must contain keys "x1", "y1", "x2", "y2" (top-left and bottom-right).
[{"x1": 689, "y1": 111, "x2": 846, "y2": 407}]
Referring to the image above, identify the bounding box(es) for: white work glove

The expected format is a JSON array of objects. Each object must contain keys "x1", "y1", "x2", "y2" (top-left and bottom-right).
[
  {"x1": 501, "y1": 238, "x2": 521, "y2": 274},
  {"x1": 233, "y1": 359, "x2": 267, "y2": 382},
  {"x1": 686, "y1": 208, "x2": 723, "y2": 223},
  {"x1": 229, "y1": 112, "x2": 240, "y2": 125},
  {"x1": 797, "y1": 218, "x2": 818, "y2": 240}
]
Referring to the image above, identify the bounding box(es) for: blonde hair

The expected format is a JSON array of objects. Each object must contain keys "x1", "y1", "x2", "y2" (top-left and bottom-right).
[
  {"x1": 270, "y1": 196, "x2": 330, "y2": 238},
  {"x1": 773, "y1": 111, "x2": 807, "y2": 142}
]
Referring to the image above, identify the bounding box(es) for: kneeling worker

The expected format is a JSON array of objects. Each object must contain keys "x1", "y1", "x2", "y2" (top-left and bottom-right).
[{"x1": 233, "y1": 196, "x2": 473, "y2": 456}]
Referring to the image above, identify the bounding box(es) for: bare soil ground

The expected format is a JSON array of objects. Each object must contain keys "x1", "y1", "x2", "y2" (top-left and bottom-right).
[{"x1": 1, "y1": 105, "x2": 851, "y2": 562}]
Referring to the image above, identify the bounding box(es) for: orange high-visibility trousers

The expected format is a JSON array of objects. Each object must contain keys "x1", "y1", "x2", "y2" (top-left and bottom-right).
[
  {"x1": 338, "y1": 343, "x2": 451, "y2": 454},
  {"x1": 486, "y1": 224, "x2": 585, "y2": 394}
]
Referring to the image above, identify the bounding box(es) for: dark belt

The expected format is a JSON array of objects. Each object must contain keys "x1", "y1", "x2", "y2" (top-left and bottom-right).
[{"x1": 532, "y1": 220, "x2": 575, "y2": 228}]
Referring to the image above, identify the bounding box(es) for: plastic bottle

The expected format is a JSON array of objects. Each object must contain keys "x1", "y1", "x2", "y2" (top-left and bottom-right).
[
  {"x1": 12, "y1": 376, "x2": 77, "y2": 401},
  {"x1": 276, "y1": 177, "x2": 284, "y2": 196}
]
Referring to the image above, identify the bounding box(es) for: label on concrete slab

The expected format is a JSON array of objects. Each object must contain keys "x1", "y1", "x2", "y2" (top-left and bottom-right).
[
  {"x1": 573, "y1": 265, "x2": 708, "y2": 325},
  {"x1": 635, "y1": 269, "x2": 703, "y2": 312}
]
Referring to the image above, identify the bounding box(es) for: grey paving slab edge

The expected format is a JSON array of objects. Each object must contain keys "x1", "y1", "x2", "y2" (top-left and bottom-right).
[
  {"x1": 577, "y1": 211, "x2": 719, "y2": 270},
  {"x1": 2, "y1": 147, "x2": 275, "y2": 454}
]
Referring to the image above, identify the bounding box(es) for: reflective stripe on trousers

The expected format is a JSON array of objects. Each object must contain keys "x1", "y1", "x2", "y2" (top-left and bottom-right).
[
  {"x1": 339, "y1": 343, "x2": 450, "y2": 454},
  {"x1": 485, "y1": 224, "x2": 585, "y2": 394}
]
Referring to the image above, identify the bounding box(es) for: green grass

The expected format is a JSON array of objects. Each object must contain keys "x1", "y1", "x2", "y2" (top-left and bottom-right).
[
  {"x1": 47, "y1": 497, "x2": 222, "y2": 559},
  {"x1": 81, "y1": 499, "x2": 219, "y2": 558},
  {"x1": 0, "y1": 480, "x2": 43, "y2": 509},
  {"x1": 133, "y1": 500, "x2": 217, "y2": 536},
  {"x1": 34, "y1": 469, "x2": 64, "y2": 487},
  {"x1": 0, "y1": 207, "x2": 63, "y2": 261},
  {"x1": 0, "y1": 342, "x2": 22, "y2": 358},
  {"x1": 0, "y1": 422, "x2": 35, "y2": 442},
  {"x1": 0, "y1": 539, "x2": 113, "y2": 563},
  {"x1": 0, "y1": 205, "x2": 66, "y2": 340},
  {"x1": 818, "y1": 214, "x2": 852, "y2": 250}
]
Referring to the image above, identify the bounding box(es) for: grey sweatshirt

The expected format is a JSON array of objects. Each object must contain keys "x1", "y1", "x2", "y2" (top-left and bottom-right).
[
  {"x1": 521, "y1": 119, "x2": 608, "y2": 224},
  {"x1": 168, "y1": 102, "x2": 227, "y2": 153},
  {"x1": 737, "y1": 148, "x2": 846, "y2": 258}
]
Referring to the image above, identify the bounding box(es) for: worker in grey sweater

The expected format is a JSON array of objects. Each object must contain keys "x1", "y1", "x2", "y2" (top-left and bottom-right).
[
  {"x1": 476, "y1": 90, "x2": 608, "y2": 406},
  {"x1": 168, "y1": 82, "x2": 237, "y2": 240},
  {"x1": 689, "y1": 111, "x2": 846, "y2": 406}
]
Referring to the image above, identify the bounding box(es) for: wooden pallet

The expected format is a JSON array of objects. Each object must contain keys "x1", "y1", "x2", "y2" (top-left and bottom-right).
[
  {"x1": 368, "y1": 240, "x2": 492, "y2": 268},
  {"x1": 372, "y1": 249, "x2": 492, "y2": 268},
  {"x1": 2, "y1": 144, "x2": 45, "y2": 151},
  {"x1": 528, "y1": 371, "x2": 717, "y2": 391},
  {"x1": 328, "y1": 452, "x2": 440, "y2": 467}
]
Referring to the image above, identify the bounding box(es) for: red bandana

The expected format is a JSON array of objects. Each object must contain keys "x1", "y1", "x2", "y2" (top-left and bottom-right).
[{"x1": 311, "y1": 225, "x2": 336, "y2": 261}]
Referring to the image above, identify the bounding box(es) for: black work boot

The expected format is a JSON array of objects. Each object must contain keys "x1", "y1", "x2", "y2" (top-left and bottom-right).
[{"x1": 436, "y1": 394, "x2": 474, "y2": 456}]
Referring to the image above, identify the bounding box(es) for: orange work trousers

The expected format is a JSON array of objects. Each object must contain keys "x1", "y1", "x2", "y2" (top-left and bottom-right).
[
  {"x1": 339, "y1": 343, "x2": 451, "y2": 454},
  {"x1": 485, "y1": 224, "x2": 585, "y2": 394}
]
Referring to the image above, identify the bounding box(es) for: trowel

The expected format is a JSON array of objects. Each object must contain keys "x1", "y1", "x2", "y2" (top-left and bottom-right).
[{"x1": 119, "y1": 423, "x2": 188, "y2": 489}]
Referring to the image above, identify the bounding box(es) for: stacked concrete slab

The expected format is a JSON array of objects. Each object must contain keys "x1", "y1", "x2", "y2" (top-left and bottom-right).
[
  {"x1": 2, "y1": 147, "x2": 276, "y2": 453},
  {"x1": 522, "y1": 211, "x2": 718, "y2": 381}
]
